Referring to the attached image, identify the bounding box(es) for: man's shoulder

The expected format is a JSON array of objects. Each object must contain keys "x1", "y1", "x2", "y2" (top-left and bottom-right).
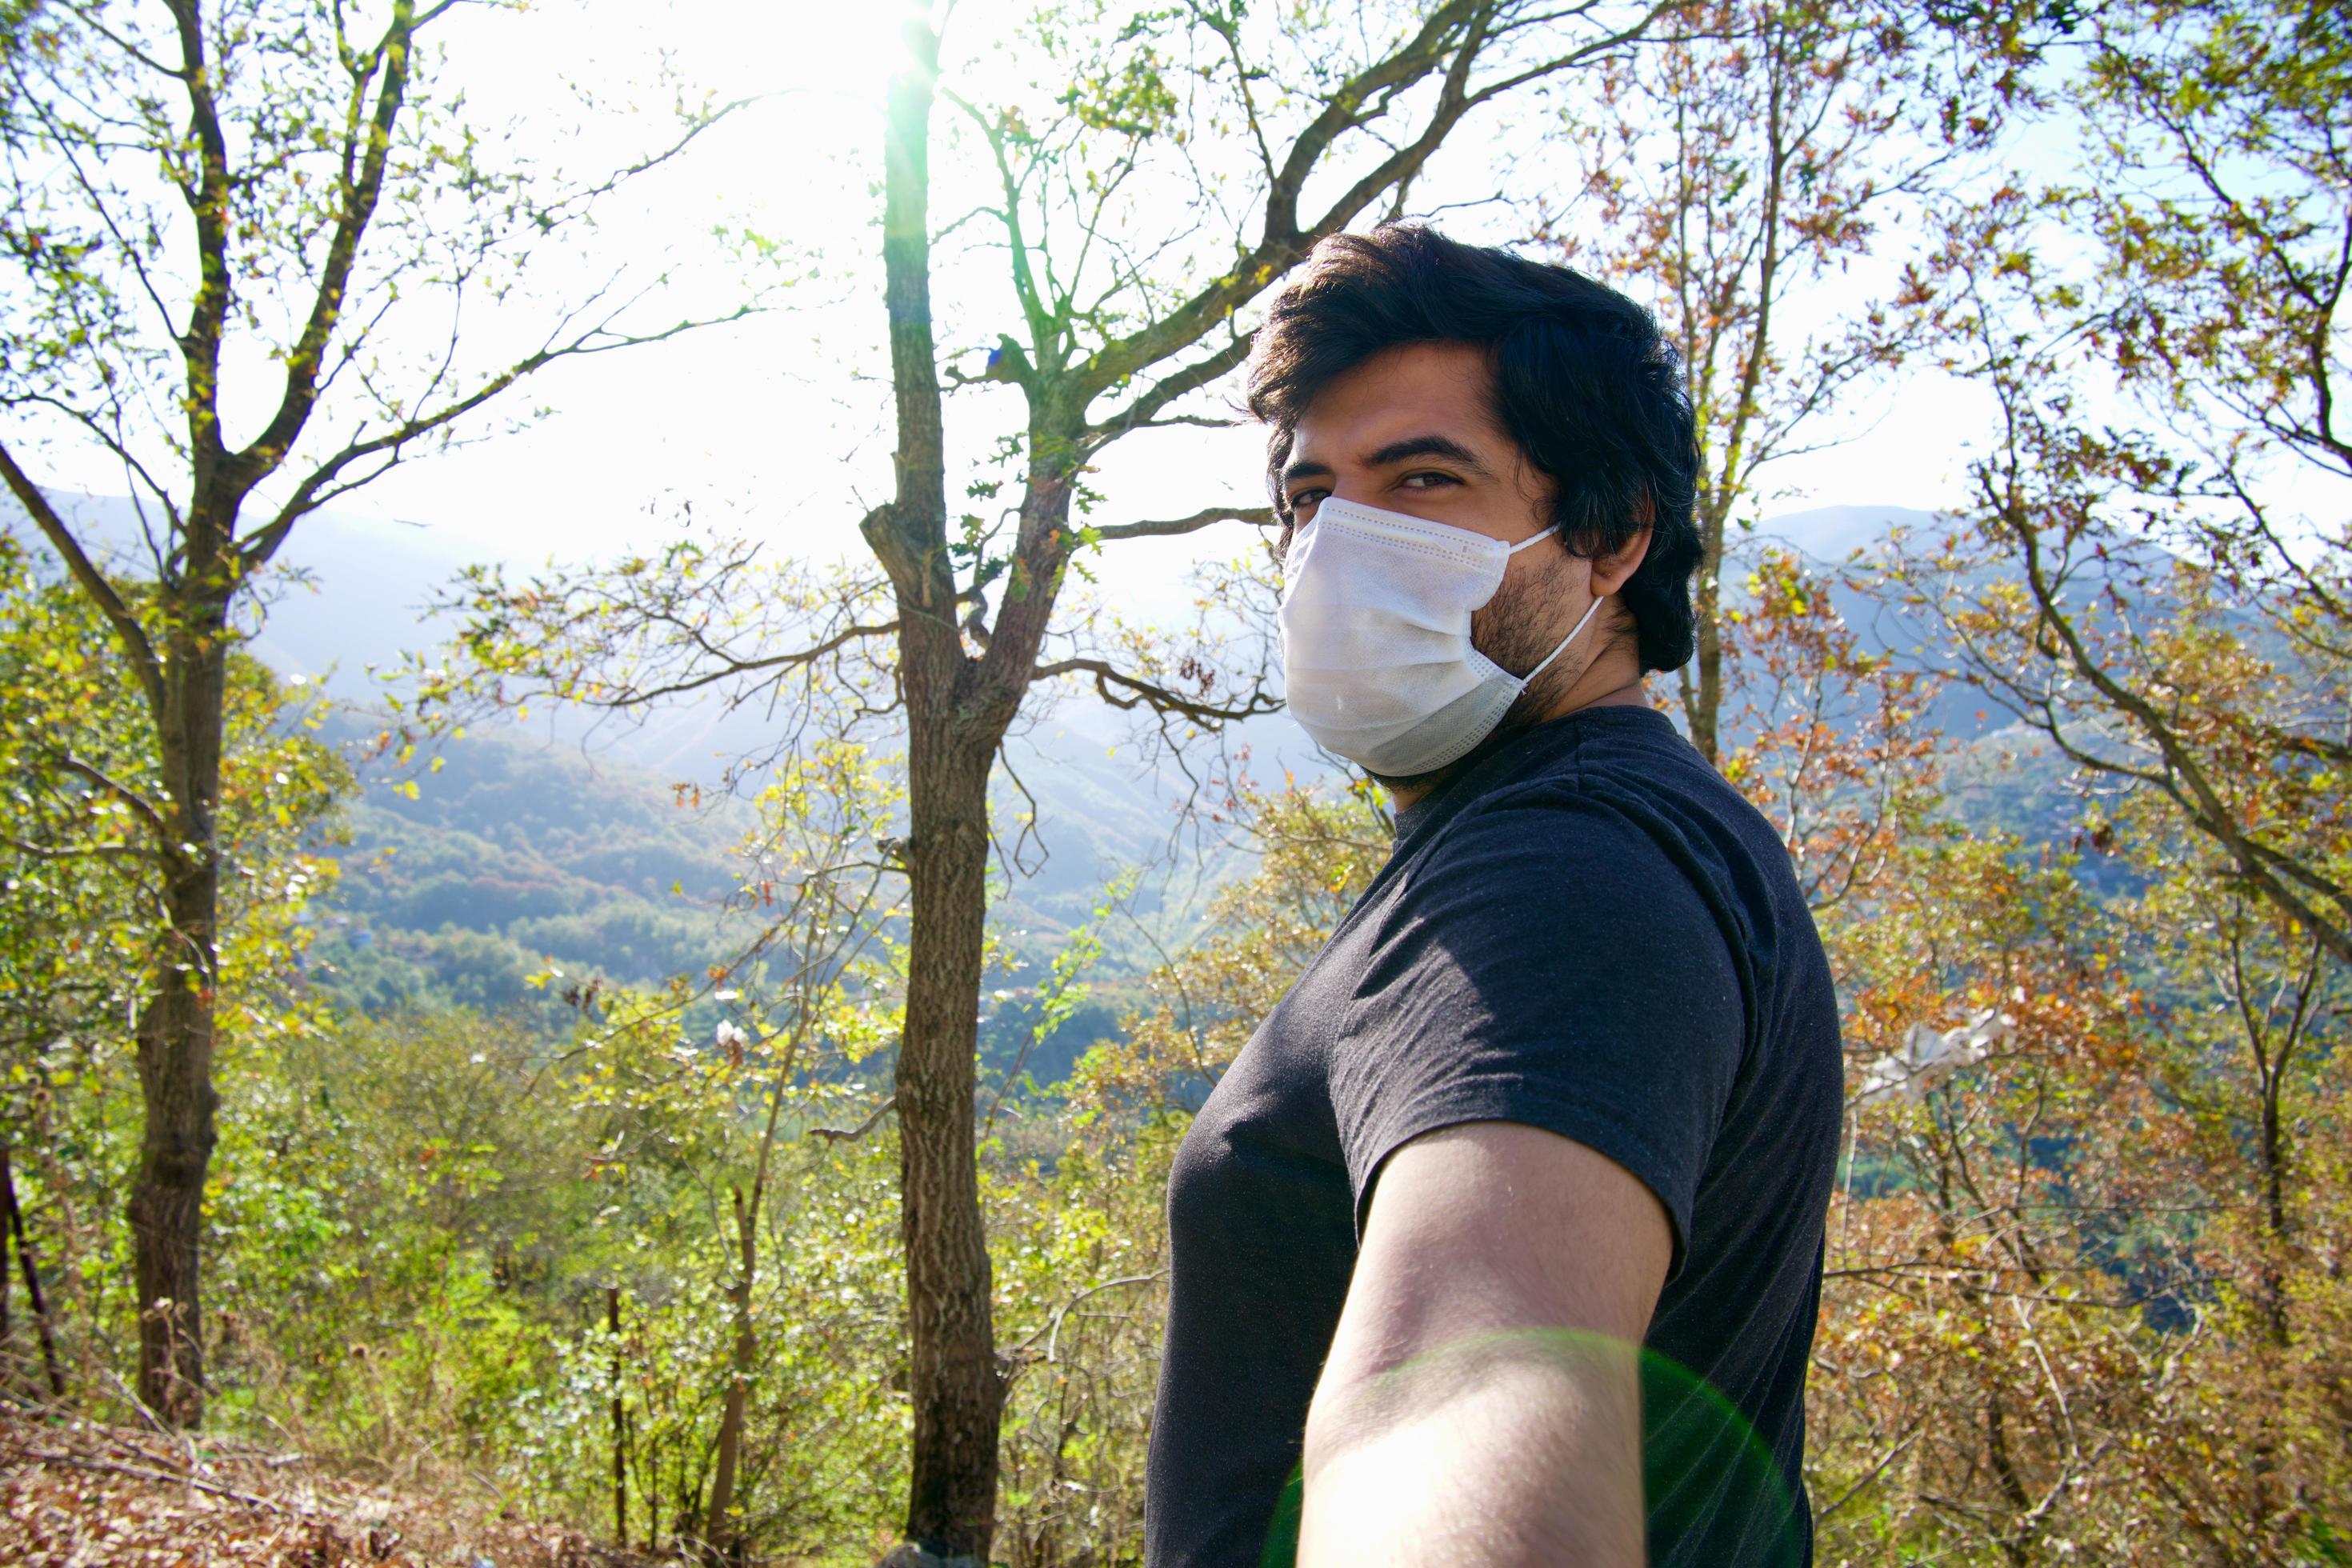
[
  {"x1": 1380, "y1": 707, "x2": 1829, "y2": 1032},
  {"x1": 1414, "y1": 707, "x2": 1786, "y2": 890},
  {"x1": 1367, "y1": 733, "x2": 1757, "y2": 986}
]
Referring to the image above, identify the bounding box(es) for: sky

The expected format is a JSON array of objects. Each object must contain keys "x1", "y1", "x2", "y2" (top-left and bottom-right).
[
  {"x1": 189, "y1": 0, "x2": 2002, "y2": 630},
  {"x1": 29, "y1": 0, "x2": 2334, "y2": 637}
]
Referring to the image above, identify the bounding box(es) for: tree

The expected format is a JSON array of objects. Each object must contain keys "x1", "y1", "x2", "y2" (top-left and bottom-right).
[
  {"x1": 0, "y1": 530, "x2": 159, "y2": 1097},
  {"x1": 1716, "y1": 545, "x2": 1944, "y2": 914},
  {"x1": 1879, "y1": 42, "x2": 2352, "y2": 1514},
  {"x1": 0, "y1": 0, "x2": 761, "y2": 1423},
  {"x1": 0, "y1": 521, "x2": 346, "y2": 1406},
  {"x1": 2106, "y1": 799, "x2": 2352, "y2": 1554},
  {"x1": 1800, "y1": 742, "x2": 2352, "y2": 1558},
  {"x1": 454, "y1": 736, "x2": 909, "y2": 1560},
  {"x1": 825, "y1": 0, "x2": 1733, "y2": 1545},
  {"x1": 1810, "y1": 831, "x2": 2170, "y2": 1561},
  {"x1": 1903, "y1": 0, "x2": 2352, "y2": 966},
  {"x1": 691, "y1": 742, "x2": 902, "y2": 1558},
  {"x1": 1539, "y1": 0, "x2": 1999, "y2": 762}
]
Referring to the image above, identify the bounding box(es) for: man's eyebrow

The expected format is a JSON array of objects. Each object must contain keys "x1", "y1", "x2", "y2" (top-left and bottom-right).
[
  {"x1": 1279, "y1": 455, "x2": 1335, "y2": 490},
  {"x1": 1281, "y1": 433, "x2": 1493, "y2": 492},
  {"x1": 1362, "y1": 433, "x2": 1492, "y2": 472}
]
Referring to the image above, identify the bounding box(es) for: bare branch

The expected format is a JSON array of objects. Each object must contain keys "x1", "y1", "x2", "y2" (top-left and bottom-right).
[
  {"x1": 809, "y1": 1094, "x2": 898, "y2": 1144},
  {"x1": 1086, "y1": 333, "x2": 1254, "y2": 446},
  {"x1": 162, "y1": 0, "x2": 238, "y2": 498},
  {"x1": 245, "y1": 302, "x2": 760, "y2": 570},
  {"x1": 1032, "y1": 655, "x2": 1283, "y2": 726},
  {"x1": 0, "y1": 439, "x2": 166, "y2": 722},
  {"x1": 5, "y1": 834, "x2": 157, "y2": 866},
  {"x1": 54, "y1": 753, "x2": 171, "y2": 842},
  {"x1": 1092, "y1": 505, "x2": 1273, "y2": 543}
]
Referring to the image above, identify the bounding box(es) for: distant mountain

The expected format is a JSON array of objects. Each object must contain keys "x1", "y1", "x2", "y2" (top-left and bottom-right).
[
  {"x1": 4, "y1": 486, "x2": 1247, "y2": 923},
  {"x1": 302, "y1": 710, "x2": 762, "y2": 1018},
  {"x1": 1754, "y1": 503, "x2": 1952, "y2": 564},
  {"x1": 10, "y1": 486, "x2": 473, "y2": 688},
  {"x1": 8, "y1": 487, "x2": 2114, "y2": 1058},
  {"x1": 294, "y1": 708, "x2": 1208, "y2": 1100}
]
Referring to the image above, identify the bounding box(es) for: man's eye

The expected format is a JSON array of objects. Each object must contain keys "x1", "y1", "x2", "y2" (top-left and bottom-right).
[
  {"x1": 1399, "y1": 470, "x2": 1460, "y2": 490},
  {"x1": 1290, "y1": 487, "x2": 1330, "y2": 512}
]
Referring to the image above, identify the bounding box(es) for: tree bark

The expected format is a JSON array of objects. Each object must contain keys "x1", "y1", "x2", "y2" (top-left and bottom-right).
[
  {"x1": 126, "y1": 622, "x2": 229, "y2": 1426},
  {"x1": 1687, "y1": 497, "x2": 1727, "y2": 765},
  {"x1": 871, "y1": 14, "x2": 1006, "y2": 1559},
  {"x1": 704, "y1": 1190, "x2": 756, "y2": 1560},
  {"x1": 1, "y1": 1147, "x2": 66, "y2": 1400},
  {"x1": 897, "y1": 733, "x2": 1004, "y2": 1557},
  {"x1": 609, "y1": 1285, "x2": 631, "y2": 1548}
]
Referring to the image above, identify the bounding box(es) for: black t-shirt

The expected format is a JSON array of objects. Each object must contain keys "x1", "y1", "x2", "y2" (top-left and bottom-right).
[{"x1": 1145, "y1": 704, "x2": 1843, "y2": 1566}]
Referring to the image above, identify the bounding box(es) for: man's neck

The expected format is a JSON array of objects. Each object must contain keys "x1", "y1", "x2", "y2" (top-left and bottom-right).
[{"x1": 1385, "y1": 675, "x2": 1650, "y2": 815}]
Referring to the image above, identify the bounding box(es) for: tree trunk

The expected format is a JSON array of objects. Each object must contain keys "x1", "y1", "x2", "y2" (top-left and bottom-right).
[
  {"x1": 704, "y1": 1190, "x2": 756, "y2": 1560},
  {"x1": 126, "y1": 630, "x2": 228, "y2": 1426},
  {"x1": 854, "y1": 6, "x2": 1542, "y2": 1551},
  {"x1": 898, "y1": 727, "x2": 1005, "y2": 1557},
  {"x1": 1, "y1": 1146, "x2": 64, "y2": 1400},
  {"x1": 873, "y1": 14, "x2": 1006, "y2": 1558},
  {"x1": 1686, "y1": 497, "x2": 1728, "y2": 766},
  {"x1": 609, "y1": 1284, "x2": 632, "y2": 1549},
  {"x1": 2258, "y1": 1083, "x2": 2291, "y2": 1346}
]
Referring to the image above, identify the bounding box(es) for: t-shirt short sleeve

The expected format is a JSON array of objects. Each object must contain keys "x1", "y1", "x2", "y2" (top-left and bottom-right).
[{"x1": 1329, "y1": 788, "x2": 1749, "y2": 1274}]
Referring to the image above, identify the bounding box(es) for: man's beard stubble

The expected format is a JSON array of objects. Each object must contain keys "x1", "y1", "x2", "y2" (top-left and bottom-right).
[{"x1": 1364, "y1": 546, "x2": 1590, "y2": 797}]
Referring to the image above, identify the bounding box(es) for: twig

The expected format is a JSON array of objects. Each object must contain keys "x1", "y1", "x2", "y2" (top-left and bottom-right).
[
  {"x1": 2, "y1": 1149, "x2": 64, "y2": 1399},
  {"x1": 1816, "y1": 1428, "x2": 1921, "y2": 1521},
  {"x1": 1005, "y1": 1271, "x2": 1169, "y2": 1364},
  {"x1": 2, "y1": 1447, "x2": 297, "y2": 1515},
  {"x1": 808, "y1": 1095, "x2": 896, "y2": 1144},
  {"x1": 98, "y1": 1368, "x2": 173, "y2": 1441}
]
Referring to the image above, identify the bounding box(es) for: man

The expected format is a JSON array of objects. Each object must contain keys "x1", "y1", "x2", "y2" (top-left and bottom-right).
[{"x1": 1145, "y1": 226, "x2": 1844, "y2": 1566}]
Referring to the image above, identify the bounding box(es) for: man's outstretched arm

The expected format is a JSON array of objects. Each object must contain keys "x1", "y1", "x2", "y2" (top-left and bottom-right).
[{"x1": 1298, "y1": 1120, "x2": 1674, "y2": 1566}]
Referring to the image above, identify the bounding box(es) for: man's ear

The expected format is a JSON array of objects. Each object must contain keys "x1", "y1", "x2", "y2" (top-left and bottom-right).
[{"x1": 1580, "y1": 514, "x2": 1655, "y2": 602}]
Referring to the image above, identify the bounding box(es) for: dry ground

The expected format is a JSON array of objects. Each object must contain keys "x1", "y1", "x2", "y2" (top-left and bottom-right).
[{"x1": 0, "y1": 1404, "x2": 653, "y2": 1567}]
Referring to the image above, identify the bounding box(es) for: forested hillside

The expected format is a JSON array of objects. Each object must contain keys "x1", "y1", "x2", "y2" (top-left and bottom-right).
[
  {"x1": 278, "y1": 494, "x2": 2072, "y2": 1042},
  {"x1": 308, "y1": 719, "x2": 754, "y2": 1014},
  {"x1": 302, "y1": 714, "x2": 1189, "y2": 1087},
  {"x1": 28, "y1": 483, "x2": 2082, "y2": 1041}
]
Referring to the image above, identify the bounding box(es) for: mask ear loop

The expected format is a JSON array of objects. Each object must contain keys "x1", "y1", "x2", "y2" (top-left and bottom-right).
[{"x1": 1519, "y1": 590, "x2": 1607, "y2": 686}]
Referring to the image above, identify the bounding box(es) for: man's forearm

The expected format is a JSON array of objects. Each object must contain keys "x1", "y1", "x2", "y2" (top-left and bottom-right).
[
  {"x1": 1298, "y1": 1123, "x2": 1670, "y2": 1565},
  {"x1": 1298, "y1": 1328, "x2": 1647, "y2": 1567}
]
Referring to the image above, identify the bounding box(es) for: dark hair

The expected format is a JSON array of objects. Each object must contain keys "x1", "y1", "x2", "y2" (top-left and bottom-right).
[{"x1": 1247, "y1": 224, "x2": 1701, "y2": 673}]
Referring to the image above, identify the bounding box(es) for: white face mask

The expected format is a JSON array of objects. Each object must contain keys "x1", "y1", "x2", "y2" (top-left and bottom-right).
[{"x1": 1278, "y1": 497, "x2": 1605, "y2": 778}]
